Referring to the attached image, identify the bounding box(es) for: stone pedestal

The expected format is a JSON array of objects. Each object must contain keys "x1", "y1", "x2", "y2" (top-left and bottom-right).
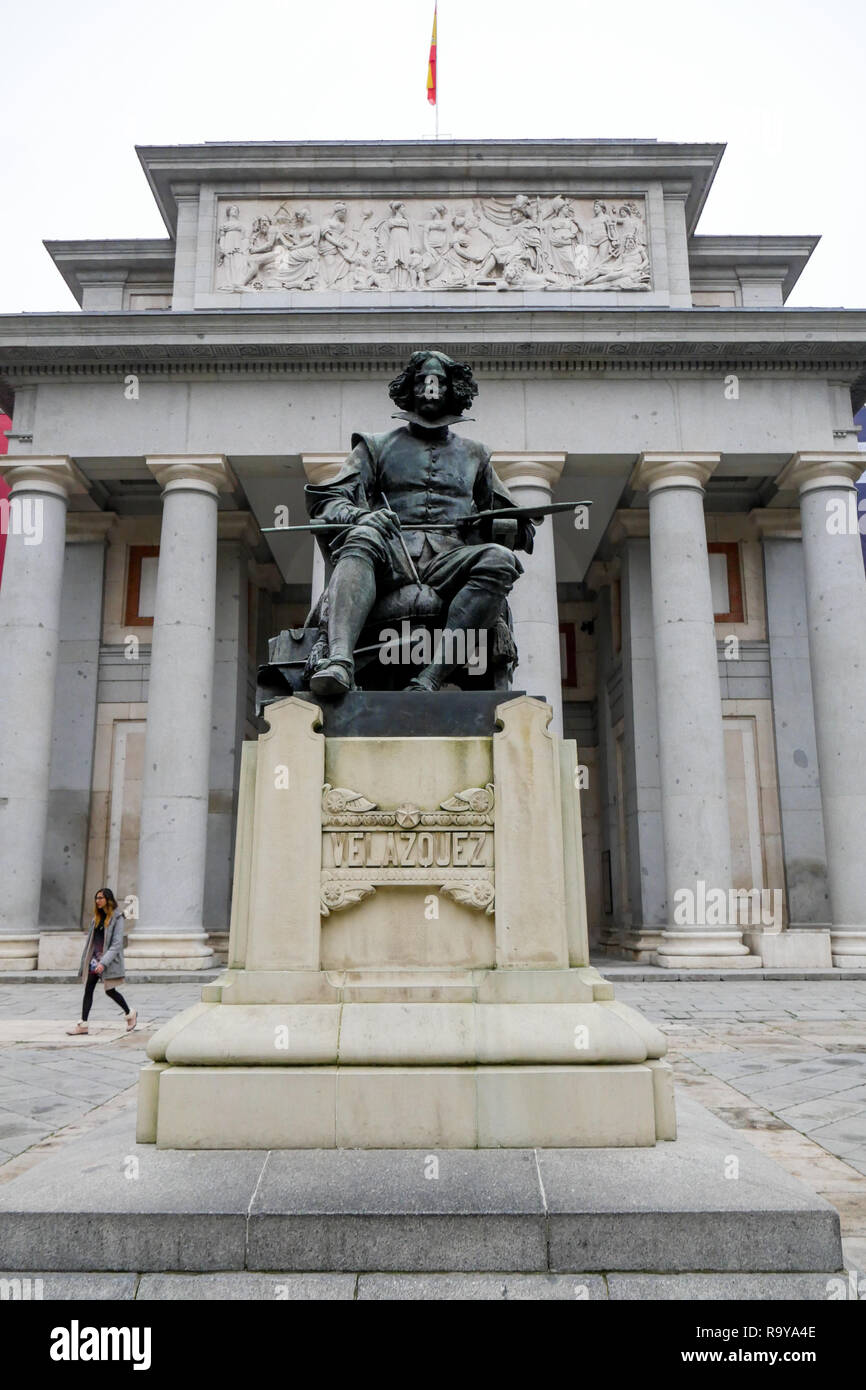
[
  {"x1": 0, "y1": 457, "x2": 89, "y2": 970},
  {"x1": 127, "y1": 456, "x2": 235, "y2": 971},
  {"x1": 139, "y1": 695, "x2": 675, "y2": 1149},
  {"x1": 632, "y1": 454, "x2": 760, "y2": 969},
  {"x1": 777, "y1": 453, "x2": 866, "y2": 968}
]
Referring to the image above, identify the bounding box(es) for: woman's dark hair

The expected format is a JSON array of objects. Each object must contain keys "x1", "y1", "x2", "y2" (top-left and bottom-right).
[
  {"x1": 94, "y1": 888, "x2": 118, "y2": 923},
  {"x1": 388, "y1": 351, "x2": 478, "y2": 415}
]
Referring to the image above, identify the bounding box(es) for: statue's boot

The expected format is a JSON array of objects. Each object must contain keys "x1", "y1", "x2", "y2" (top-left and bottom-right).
[
  {"x1": 408, "y1": 585, "x2": 504, "y2": 692},
  {"x1": 310, "y1": 557, "x2": 376, "y2": 698}
]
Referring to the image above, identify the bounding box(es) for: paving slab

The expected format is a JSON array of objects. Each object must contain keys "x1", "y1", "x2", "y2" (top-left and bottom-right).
[
  {"x1": 356, "y1": 1273, "x2": 608, "y2": 1299},
  {"x1": 0, "y1": 1273, "x2": 137, "y2": 1299},
  {"x1": 248, "y1": 1148, "x2": 547, "y2": 1272},
  {"x1": 0, "y1": 1110, "x2": 266, "y2": 1271},
  {"x1": 136, "y1": 1273, "x2": 356, "y2": 1300},
  {"x1": 539, "y1": 1096, "x2": 841, "y2": 1272},
  {"x1": 606, "y1": 1273, "x2": 855, "y2": 1300}
]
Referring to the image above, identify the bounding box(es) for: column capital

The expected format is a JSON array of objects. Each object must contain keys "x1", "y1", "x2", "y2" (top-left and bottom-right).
[
  {"x1": 749, "y1": 508, "x2": 802, "y2": 539},
  {"x1": 146, "y1": 455, "x2": 236, "y2": 496},
  {"x1": 491, "y1": 452, "x2": 566, "y2": 491},
  {"x1": 302, "y1": 453, "x2": 345, "y2": 485},
  {"x1": 776, "y1": 451, "x2": 864, "y2": 495},
  {"x1": 217, "y1": 511, "x2": 263, "y2": 548},
  {"x1": 65, "y1": 511, "x2": 118, "y2": 544},
  {"x1": 0, "y1": 455, "x2": 90, "y2": 499},
  {"x1": 630, "y1": 452, "x2": 721, "y2": 494}
]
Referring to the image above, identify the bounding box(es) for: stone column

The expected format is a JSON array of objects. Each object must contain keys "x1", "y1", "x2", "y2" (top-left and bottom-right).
[
  {"x1": 204, "y1": 514, "x2": 263, "y2": 951},
  {"x1": 606, "y1": 512, "x2": 668, "y2": 962},
  {"x1": 775, "y1": 453, "x2": 866, "y2": 967},
  {"x1": 127, "y1": 456, "x2": 235, "y2": 970},
  {"x1": 302, "y1": 455, "x2": 344, "y2": 606},
  {"x1": 632, "y1": 453, "x2": 758, "y2": 968},
  {"x1": 493, "y1": 454, "x2": 566, "y2": 737},
  {"x1": 40, "y1": 514, "x2": 116, "y2": 946},
  {"x1": 0, "y1": 457, "x2": 90, "y2": 967}
]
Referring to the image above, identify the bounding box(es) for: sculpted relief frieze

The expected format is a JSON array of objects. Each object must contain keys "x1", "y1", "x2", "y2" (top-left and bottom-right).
[{"x1": 214, "y1": 195, "x2": 650, "y2": 294}]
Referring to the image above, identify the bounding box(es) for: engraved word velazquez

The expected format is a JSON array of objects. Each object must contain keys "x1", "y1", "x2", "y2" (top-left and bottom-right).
[{"x1": 320, "y1": 784, "x2": 495, "y2": 916}]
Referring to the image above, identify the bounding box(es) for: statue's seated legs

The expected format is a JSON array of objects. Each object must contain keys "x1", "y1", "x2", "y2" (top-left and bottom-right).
[
  {"x1": 406, "y1": 542, "x2": 521, "y2": 692},
  {"x1": 310, "y1": 528, "x2": 522, "y2": 698},
  {"x1": 309, "y1": 553, "x2": 377, "y2": 696}
]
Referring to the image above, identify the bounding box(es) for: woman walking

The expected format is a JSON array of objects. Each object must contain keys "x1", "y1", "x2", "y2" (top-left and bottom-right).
[{"x1": 67, "y1": 889, "x2": 137, "y2": 1036}]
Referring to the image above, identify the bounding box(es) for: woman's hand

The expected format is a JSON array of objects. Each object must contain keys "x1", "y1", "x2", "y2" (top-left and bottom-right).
[{"x1": 95, "y1": 963, "x2": 105, "y2": 975}]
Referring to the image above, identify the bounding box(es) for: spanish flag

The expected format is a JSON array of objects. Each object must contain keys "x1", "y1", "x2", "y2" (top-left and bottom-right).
[{"x1": 426, "y1": 4, "x2": 437, "y2": 106}]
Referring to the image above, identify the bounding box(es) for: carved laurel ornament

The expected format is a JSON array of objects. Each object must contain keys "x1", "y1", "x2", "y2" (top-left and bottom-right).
[
  {"x1": 440, "y1": 880, "x2": 496, "y2": 915},
  {"x1": 439, "y1": 785, "x2": 495, "y2": 816},
  {"x1": 321, "y1": 785, "x2": 377, "y2": 815},
  {"x1": 319, "y1": 871, "x2": 376, "y2": 917},
  {"x1": 215, "y1": 194, "x2": 651, "y2": 295},
  {"x1": 321, "y1": 786, "x2": 495, "y2": 829}
]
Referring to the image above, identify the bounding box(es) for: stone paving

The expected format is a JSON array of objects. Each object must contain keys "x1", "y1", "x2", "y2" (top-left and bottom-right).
[
  {"x1": 0, "y1": 978, "x2": 864, "y2": 1278},
  {"x1": 0, "y1": 985, "x2": 201, "y2": 1164}
]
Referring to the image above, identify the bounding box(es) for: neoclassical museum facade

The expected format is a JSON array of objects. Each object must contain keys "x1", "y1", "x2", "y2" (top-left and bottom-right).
[{"x1": 1, "y1": 138, "x2": 865, "y2": 972}]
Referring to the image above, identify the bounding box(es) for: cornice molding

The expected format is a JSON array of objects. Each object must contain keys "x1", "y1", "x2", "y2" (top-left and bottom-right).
[{"x1": 135, "y1": 138, "x2": 726, "y2": 237}]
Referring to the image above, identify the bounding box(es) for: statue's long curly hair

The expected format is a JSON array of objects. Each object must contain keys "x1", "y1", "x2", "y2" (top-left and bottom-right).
[{"x1": 388, "y1": 351, "x2": 479, "y2": 415}]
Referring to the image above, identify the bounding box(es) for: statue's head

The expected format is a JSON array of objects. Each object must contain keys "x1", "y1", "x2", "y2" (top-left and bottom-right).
[{"x1": 388, "y1": 350, "x2": 479, "y2": 424}]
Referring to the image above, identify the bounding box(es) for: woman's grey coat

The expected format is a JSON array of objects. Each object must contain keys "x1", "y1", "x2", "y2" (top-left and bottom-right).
[{"x1": 78, "y1": 908, "x2": 127, "y2": 987}]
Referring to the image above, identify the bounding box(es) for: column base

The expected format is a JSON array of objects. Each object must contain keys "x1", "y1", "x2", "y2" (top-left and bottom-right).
[
  {"x1": 37, "y1": 931, "x2": 86, "y2": 971},
  {"x1": 829, "y1": 930, "x2": 866, "y2": 969},
  {"x1": 743, "y1": 929, "x2": 832, "y2": 969},
  {"x1": 599, "y1": 929, "x2": 667, "y2": 964},
  {"x1": 0, "y1": 935, "x2": 40, "y2": 971},
  {"x1": 653, "y1": 929, "x2": 762, "y2": 970},
  {"x1": 125, "y1": 931, "x2": 214, "y2": 971}
]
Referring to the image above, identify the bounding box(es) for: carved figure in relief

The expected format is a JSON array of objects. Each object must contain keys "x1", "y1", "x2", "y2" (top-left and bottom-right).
[
  {"x1": 245, "y1": 208, "x2": 321, "y2": 290},
  {"x1": 420, "y1": 203, "x2": 453, "y2": 287},
  {"x1": 543, "y1": 196, "x2": 588, "y2": 285},
  {"x1": 382, "y1": 201, "x2": 414, "y2": 291},
  {"x1": 442, "y1": 214, "x2": 491, "y2": 285},
  {"x1": 619, "y1": 201, "x2": 645, "y2": 256},
  {"x1": 475, "y1": 196, "x2": 544, "y2": 285},
  {"x1": 216, "y1": 205, "x2": 251, "y2": 291},
  {"x1": 320, "y1": 201, "x2": 366, "y2": 288},
  {"x1": 584, "y1": 199, "x2": 617, "y2": 271},
  {"x1": 501, "y1": 259, "x2": 551, "y2": 289}
]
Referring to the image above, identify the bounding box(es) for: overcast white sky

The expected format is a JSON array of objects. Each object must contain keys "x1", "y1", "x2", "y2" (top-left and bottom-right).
[{"x1": 2, "y1": 0, "x2": 863, "y2": 312}]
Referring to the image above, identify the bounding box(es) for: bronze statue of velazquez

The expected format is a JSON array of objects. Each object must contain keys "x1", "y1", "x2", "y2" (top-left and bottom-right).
[{"x1": 258, "y1": 351, "x2": 537, "y2": 706}]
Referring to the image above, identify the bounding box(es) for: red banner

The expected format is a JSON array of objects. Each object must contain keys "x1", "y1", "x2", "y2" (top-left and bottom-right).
[{"x1": 426, "y1": 5, "x2": 437, "y2": 106}]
